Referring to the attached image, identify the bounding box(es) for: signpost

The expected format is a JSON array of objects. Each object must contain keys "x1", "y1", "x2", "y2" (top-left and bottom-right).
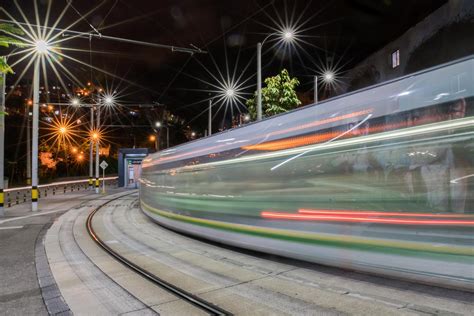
[{"x1": 100, "y1": 160, "x2": 108, "y2": 194}]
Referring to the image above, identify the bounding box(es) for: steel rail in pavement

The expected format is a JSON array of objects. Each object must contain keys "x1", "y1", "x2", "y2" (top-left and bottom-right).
[{"x1": 86, "y1": 192, "x2": 231, "y2": 316}]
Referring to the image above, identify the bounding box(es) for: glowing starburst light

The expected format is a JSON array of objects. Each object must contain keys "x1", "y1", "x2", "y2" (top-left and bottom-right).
[
  {"x1": 104, "y1": 96, "x2": 114, "y2": 105},
  {"x1": 43, "y1": 114, "x2": 84, "y2": 150},
  {"x1": 282, "y1": 30, "x2": 294, "y2": 41},
  {"x1": 323, "y1": 71, "x2": 334, "y2": 82},
  {"x1": 34, "y1": 40, "x2": 50, "y2": 54},
  {"x1": 88, "y1": 127, "x2": 110, "y2": 147},
  {"x1": 226, "y1": 89, "x2": 235, "y2": 97},
  {"x1": 71, "y1": 97, "x2": 80, "y2": 106}
]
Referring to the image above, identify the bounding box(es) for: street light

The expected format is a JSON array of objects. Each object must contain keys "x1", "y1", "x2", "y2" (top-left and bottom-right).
[
  {"x1": 314, "y1": 71, "x2": 336, "y2": 104},
  {"x1": 31, "y1": 55, "x2": 42, "y2": 211},
  {"x1": 225, "y1": 89, "x2": 235, "y2": 97},
  {"x1": 71, "y1": 97, "x2": 80, "y2": 106},
  {"x1": 154, "y1": 121, "x2": 169, "y2": 149},
  {"x1": 257, "y1": 29, "x2": 295, "y2": 120},
  {"x1": 34, "y1": 40, "x2": 50, "y2": 54},
  {"x1": 208, "y1": 100, "x2": 212, "y2": 136},
  {"x1": 323, "y1": 71, "x2": 334, "y2": 82},
  {"x1": 104, "y1": 96, "x2": 113, "y2": 105},
  {"x1": 149, "y1": 134, "x2": 158, "y2": 151}
]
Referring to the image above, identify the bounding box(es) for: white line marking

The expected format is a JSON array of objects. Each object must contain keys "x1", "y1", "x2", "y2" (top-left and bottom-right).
[
  {"x1": 0, "y1": 225, "x2": 24, "y2": 230},
  {"x1": 0, "y1": 209, "x2": 68, "y2": 225}
]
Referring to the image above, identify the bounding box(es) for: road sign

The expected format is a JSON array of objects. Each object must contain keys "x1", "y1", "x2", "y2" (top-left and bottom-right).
[
  {"x1": 100, "y1": 161, "x2": 108, "y2": 194},
  {"x1": 100, "y1": 160, "x2": 108, "y2": 170}
]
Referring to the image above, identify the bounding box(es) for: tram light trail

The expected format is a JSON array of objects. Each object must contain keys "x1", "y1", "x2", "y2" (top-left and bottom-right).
[{"x1": 261, "y1": 211, "x2": 474, "y2": 226}]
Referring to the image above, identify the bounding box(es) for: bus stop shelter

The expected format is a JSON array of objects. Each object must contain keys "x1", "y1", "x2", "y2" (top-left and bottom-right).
[{"x1": 118, "y1": 148, "x2": 148, "y2": 188}]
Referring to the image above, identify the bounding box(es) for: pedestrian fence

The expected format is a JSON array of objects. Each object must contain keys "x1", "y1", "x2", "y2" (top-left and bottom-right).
[{"x1": 3, "y1": 176, "x2": 118, "y2": 208}]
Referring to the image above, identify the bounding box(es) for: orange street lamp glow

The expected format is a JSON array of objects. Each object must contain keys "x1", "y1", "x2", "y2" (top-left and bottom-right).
[{"x1": 149, "y1": 135, "x2": 156, "y2": 142}]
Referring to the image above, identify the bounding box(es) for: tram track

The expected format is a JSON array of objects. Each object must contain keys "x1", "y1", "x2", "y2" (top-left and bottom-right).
[{"x1": 85, "y1": 193, "x2": 231, "y2": 316}]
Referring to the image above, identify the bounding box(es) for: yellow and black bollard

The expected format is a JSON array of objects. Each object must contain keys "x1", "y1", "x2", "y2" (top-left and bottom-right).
[{"x1": 31, "y1": 186, "x2": 38, "y2": 204}]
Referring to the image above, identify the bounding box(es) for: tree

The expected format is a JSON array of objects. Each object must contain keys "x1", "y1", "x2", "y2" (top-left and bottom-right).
[
  {"x1": 246, "y1": 69, "x2": 301, "y2": 120},
  {"x1": 0, "y1": 23, "x2": 24, "y2": 75},
  {"x1": 0, "y1": 24, "x2": 24, "y2": 117}
]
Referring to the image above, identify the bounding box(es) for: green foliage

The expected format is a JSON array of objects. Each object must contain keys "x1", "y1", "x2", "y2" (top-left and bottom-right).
[
  {"x1": 0, "y1": 24, "x2": 25, "y2": 75},
  {"x1": 246, "y1": 69, "x2": 301, "y2": 120}
]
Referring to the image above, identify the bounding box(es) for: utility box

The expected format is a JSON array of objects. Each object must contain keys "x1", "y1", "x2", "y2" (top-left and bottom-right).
[{"x1": 118, "y1": 148, "x2": 148, "y2": 188}]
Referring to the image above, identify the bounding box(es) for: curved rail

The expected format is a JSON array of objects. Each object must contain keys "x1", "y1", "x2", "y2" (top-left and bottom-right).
[{"x1": 86, "y1": 193, "x2": 231, "y2": 316}]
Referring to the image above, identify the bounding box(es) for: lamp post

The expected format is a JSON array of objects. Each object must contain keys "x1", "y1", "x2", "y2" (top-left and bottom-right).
[
  {"x1": 95, "y1": 105, "x2": 100, "y2": 194},
  {"x1": 0, "y1": 59, "x2": 5, "y2": 216},
  {"x1": 314, "y1": 71, "x2": 336, "y2": 104},
  {"x1": 155, "y1": 121, "x2": 169, "y2": 149},
  {"x1": 29, "y1": 40, "x2": 50, "y2": 211},
  {"x1": 31, "y1": 57, "x2": 40, "y2": 211},
  {"x1": 149, "y1": 135, "x2": 158, "y2": 151},
  {"x1": 208, "y1": 99, "x2": 212, "y2": 136},
  {"x1": 314, "y1": 75, "x2": 318, "y2": 104},
  {"x1": 89, "y1": 106, "x2": 94, "y2": 190},
  {"x1": 256, "y1": 30, "x2": 294, "y2": 121}
]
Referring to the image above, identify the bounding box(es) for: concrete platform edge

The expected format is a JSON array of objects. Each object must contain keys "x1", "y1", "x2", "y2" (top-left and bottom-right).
[{"x1": 35, "y1": 222, "x2": 72, "y2": 315}]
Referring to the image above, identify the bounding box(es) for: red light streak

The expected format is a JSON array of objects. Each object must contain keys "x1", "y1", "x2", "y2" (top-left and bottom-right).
[
  {"x1": 298, "y1": 209, "x2": 473, "y2": 218},
  {"x1": 261, "y1": 211, "x2": 474, "y2": 226}
]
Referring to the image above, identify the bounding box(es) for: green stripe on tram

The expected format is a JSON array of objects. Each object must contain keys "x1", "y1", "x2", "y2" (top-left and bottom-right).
[{"x1": 141, "y1": 201, "x2": 473, "y2": 261}]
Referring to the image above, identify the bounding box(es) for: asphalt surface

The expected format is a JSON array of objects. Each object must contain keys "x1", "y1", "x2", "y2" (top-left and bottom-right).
[{"x1": 0, "y1": 189, "x2": 120, "y2": 315}]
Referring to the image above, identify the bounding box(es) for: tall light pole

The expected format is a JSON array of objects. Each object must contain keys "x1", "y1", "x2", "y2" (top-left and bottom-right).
[
  {"x1": 256, "y1": 30, "x2": 294, "y2": 121},
  {"x1": 155, "y1": 121, "x2": 169, "y2": 149},
  {"x1": 89, "y1": 106, "x2": 94, "y2": 190},
  {"x1": 31, "y1": 57, "x2": 40, "y2": 211},
  {"x1": 314, "y1": 75, "x2": 318, "y2": 104},
  {"x1": 95, "y1": 105, "x2": 100, "y2": 194},
  {"x1": 26, "y1": 103, "x2": 31, "y2": 185},
  {"x1": 30, "y1": 39, "x2": 50, "y2": 211},
  {"x1": 257, "y1": 42, "x2": 262, "y2": 121},
  {"x1": 208, "y1": 99, "x2": 212, "y2": 136},
  {"x1": 0, "y1": 59, "x2": 5, "y2": 216}
]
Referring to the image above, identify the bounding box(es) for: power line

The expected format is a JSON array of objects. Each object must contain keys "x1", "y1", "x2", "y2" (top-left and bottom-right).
[{"x1": 0, "y1": 19, "x2": 207, "y2": 55}]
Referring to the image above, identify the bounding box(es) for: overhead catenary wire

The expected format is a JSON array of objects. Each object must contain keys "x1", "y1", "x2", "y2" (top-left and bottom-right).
[{"x1": 0, "y1": 19, "x2": 207, "y2": 55}]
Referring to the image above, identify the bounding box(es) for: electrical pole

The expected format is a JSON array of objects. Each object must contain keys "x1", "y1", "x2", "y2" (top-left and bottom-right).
[
  {"x1": 314, "y1": 76, "x2": 318, "y2": 104},
  {"x1": 89, "y1": 107, "x2": 94, "y2": 190},
  {"x1": 0, "y1": 62, "x2": 5, "y2": 216},
  {"x1": 95, "y1": 106, "x2": 100, "y2": 194},
  {"x1": 208, "y1": 99, "x2": 212, "y2": 136},
  {"x1": 257, "y1": 42, "x2": 262, "y2": 121},
  {"x1": 31, "y1": 58, "x2": 40, "y2": 211}
]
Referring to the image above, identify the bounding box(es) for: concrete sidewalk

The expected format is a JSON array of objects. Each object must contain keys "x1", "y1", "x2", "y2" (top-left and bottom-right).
[{"x1": 0, "y1": 189, "x2": 123, "y2": 315}]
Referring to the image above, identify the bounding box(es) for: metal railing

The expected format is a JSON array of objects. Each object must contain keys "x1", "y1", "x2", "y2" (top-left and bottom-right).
[{"x1": 3, "y1": 176, "x2": 118, "y2": 208}]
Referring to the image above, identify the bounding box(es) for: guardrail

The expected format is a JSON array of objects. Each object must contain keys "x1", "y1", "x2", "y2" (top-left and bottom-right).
[{"x1": 3, "y1": 176, "x2": 118, "y2": 208}]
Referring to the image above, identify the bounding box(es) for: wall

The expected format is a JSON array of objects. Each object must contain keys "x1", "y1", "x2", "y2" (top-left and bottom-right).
[{"x1": 344, "y1": 0, "x2": 474, "y2": 92}]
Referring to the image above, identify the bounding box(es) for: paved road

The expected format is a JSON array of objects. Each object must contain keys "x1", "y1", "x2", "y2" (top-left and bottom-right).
[{"x1": 0, "y1": 189, "x2": 122, "y2": 315}]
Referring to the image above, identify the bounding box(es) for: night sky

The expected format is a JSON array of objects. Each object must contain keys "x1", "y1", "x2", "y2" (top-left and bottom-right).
[{"x1": 3, "y1": 0, "x2": 446, "y2": 124}]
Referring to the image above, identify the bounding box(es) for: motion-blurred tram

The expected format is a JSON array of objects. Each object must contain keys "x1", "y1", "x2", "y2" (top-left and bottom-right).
[{"x1": 140, "y1": 57, "x2": 474, "y2": 291}]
